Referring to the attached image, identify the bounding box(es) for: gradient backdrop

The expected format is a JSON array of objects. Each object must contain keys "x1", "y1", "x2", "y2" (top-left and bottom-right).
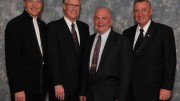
[{"x1": 0, "y1": 0, "x2": 180, "y2": 101}]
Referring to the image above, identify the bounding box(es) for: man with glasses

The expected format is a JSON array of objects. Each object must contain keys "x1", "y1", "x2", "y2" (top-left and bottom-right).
[
  {"x1": 5, "y1": 0, "x2": 48, "y2": 101},
  {"x1": 47, "y1": 0, "x2": 89, "y2": 101}
]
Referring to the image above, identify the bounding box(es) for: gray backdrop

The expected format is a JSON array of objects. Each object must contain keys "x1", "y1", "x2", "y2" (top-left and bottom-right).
[{"x1": 0, "y1": 0, "x2": 180, "y2": 101}]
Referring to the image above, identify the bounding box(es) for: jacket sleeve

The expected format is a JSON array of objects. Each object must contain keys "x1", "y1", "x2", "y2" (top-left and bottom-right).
[
  {"x1": 161, "y1": 27, "x2": 176, "y2": 90},
  {"x1": 5, "y1": 21, "x2": 26, "y2": 92},
  {"x1": 47, "y1": 22, "x2": 63, "y2": 86}
]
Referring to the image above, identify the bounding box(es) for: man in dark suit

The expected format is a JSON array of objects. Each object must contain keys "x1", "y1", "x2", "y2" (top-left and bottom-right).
[
  {"x1": 123, "y1": 0, "x2": 176, "y2": 101},
  {"x1": 79, "y1": 7, "x2": 132, "y2": 101},
  {"x1": 47, "y1": 0, "x2": 89, "y2": 101},
  {"x1": 5, "y1": 0, "x2": 48, "y2": 101}
]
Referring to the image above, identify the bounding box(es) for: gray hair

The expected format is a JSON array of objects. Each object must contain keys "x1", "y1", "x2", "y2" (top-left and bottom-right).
[
  {"x1": 62, "y1": 0, "x2": 81, "y2": 4},
  {"x1": 133, "y1": 0, "x2": 151, "y2": 7}
]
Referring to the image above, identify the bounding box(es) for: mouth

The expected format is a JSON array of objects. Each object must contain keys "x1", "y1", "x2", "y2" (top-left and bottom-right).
[
  {"x1": 138, "y1": 16, "x2": 144, "y2": 19},
  {"x1": 71, "y1": 11, "x2": 78, "y2": 14},
  {"x1": 97, "y1": 25, "x2": 104, "y2": 27},
  {"x1": 30, "y1": 7, "x2": 39, "y2": 10}
]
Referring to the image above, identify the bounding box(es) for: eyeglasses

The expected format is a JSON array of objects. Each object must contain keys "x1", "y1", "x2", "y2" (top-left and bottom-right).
[{"x1": 64, "y1": 2, "x2": 81, "y2": 8}]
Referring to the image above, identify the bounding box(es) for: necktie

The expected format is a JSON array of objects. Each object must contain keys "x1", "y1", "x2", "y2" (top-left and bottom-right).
[
  {"x1": 134, "y1": 29, "x2": 144, "y2": 52},
  {"x1": 33, "y1": 17, "x2": 43, "y2": 55},
  {"x1": 71, "y1": 23, "x2": 79, "y2": 51},
  {"x1": 90, "y1": 35, "x2": 101, "y2": 76}
]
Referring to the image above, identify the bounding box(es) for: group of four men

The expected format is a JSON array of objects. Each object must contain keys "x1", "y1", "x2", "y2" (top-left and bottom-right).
[{"x1": 5, "y1": 0, "x2": 176, "y2": 101}]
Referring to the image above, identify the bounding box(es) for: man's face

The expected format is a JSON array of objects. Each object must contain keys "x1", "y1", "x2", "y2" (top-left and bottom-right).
[
  {"x1": 94, "y1": 8, "x2": 112, "y2": 34},
  {"x1": 63, "y1": 0, "x2": 81, "y2": 22},
  {"x1": 134, "y1": 1, "x2": 152, "y2": 28},
  {"x1": 24, "y1": 0, "x2": 43, "y2": 17}
]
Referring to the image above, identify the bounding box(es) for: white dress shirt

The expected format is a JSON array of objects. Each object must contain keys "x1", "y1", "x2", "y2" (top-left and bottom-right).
[
  {"x1": 89, "y1": 28, "x2": 111, "y2": 71},
  {"x1": 33, "y1": 17, "x2": 43, "y2": 55}
]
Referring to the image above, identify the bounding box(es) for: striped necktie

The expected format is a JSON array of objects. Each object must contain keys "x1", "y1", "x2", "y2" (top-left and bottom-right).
[
  {"x1": 90, "y1": 35, "x2": 101, "y2": 76},
  {"x1": 71, "y1": 23, "x2": 79, "y2": 51}
]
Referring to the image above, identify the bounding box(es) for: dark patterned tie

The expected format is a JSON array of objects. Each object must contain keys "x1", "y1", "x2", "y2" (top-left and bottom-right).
[
  {"x1": 134, "y1": 29, "x2": 144, "y2": 52},
  {"x1": 71, "y1": 23, "x2": 79, "y2": 51},
  {"x1": 90, "y1": 35, "x2": 101, "y2": 76}
]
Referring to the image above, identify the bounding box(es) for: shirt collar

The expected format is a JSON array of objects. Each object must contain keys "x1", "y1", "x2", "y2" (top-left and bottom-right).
[
  {"x1": 24, "y1": 9, "x2": 38, "y2": 19},
  {"x1": 96, "y1": 28, "x2": 111, "y2": 41},
  {"x1": 137, "y1": 20, "x2": 151, "y2": 35},
  {"x1": 64, "y1": 16, "x2": 77, "y2": 28}
]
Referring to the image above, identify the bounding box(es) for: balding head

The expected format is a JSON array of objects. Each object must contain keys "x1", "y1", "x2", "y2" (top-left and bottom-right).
[{"x1": 93, "y1": 7, "x2": 113, "y2": 34}]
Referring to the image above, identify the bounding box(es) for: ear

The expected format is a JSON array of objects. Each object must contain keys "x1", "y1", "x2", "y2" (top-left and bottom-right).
[
  {"x1": 63, "y1": 3, "x2": 66, "y2": 11},
  {"x1": 150, "y1": 7, "x2": 153, "y2": 15},
  {"x1": 110, "y1": 18, "x2": 113, "y2": 26},
  {"x1": 23, "y1": 1, "x2": 26, "y2": 8}
]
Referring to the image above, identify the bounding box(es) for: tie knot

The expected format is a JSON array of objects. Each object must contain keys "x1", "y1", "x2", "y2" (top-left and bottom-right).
[
  {"x1": 71, "y1": 23, "x2": 75, "y2": 28},
  {"x1": 140, "y1": 29, "x2": 144, "y2": 33},
  {"x1": 98, "y1": 35, "x2": 101, "y2": 39}
]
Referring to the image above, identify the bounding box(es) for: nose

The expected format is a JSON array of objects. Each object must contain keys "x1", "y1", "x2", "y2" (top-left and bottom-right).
[
  {"x1": 72, "y1": 6, "x2": 78, "y2": 10},
  {"x1": 98, "y1": 18, "x2": 103, "y2": 24},
  {"x1": 32, "y1": 1, "x2": 37, "y2": 7},
  {"x1": 138, "y1": 11, "x2": 143, "y2": 16}
]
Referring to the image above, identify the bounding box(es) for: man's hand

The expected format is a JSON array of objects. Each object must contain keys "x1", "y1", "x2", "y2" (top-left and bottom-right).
[
  {"x1": 15, "y1": 91, "x2": 25, "y2": 101},
  {"x1": 55, "y1": 85, "x2": 65, "y2": 100},
  {"x1": 159, "y1": 89, "x2": 171, "y2": 100},
  {"x1": 79, "y1": 96, "x2": 86, "y2": 101}
]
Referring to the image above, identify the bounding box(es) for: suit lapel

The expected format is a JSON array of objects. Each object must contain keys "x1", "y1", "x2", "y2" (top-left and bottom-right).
[
  {"x1": 97, "y1": 30, "x2": 114, "y2": 73},
  {"x1": 37, "y1": 19, "x2": 45, "y2": 57},
  {"x1": 23, "y1": 11, "x2": 43, "y2": 58},
  {"x1": 129, "y1": 26, "x2": 137, "y2": 47},
  {"x1": 88, "y1": 34, "x2": 96, "y2": 57},
  {"x1": 31, "y1": 18, "x2": 43, "y2": 57},
  {"x1": 77, "y1": 22, "x2": 83, "y2": 46},
  {"x1": 61, "y1": 18, "x2": 72, "y2": 35},
  {"x1": 60, "y1": 18, "x2": 79, "y2": 52},
  {"x1": 88, "y1": 34, "x2": 96, "y2": 71},
  {"x1": 136, "y1": 21, "x2": 156, "y2": 55}
]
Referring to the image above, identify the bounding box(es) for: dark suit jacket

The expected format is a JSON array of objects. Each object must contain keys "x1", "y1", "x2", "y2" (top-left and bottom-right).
[
  {"x1": 123, "y1": 21, "x2": 176, "y2": 101},
  {"x1": 80, "y1": 30, "x2": 132, "y2": 101},
  {"x1": 5, "y1": 11, "x2": 47, "y2": 95},
  {"x1": 47, "y1": 18, "x2": 89, "y2": 96}
]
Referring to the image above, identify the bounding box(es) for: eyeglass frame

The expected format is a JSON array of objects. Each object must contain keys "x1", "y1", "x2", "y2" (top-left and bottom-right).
[{"x1": 64, "y1": 2, "x2": 81, "y2": 8}]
